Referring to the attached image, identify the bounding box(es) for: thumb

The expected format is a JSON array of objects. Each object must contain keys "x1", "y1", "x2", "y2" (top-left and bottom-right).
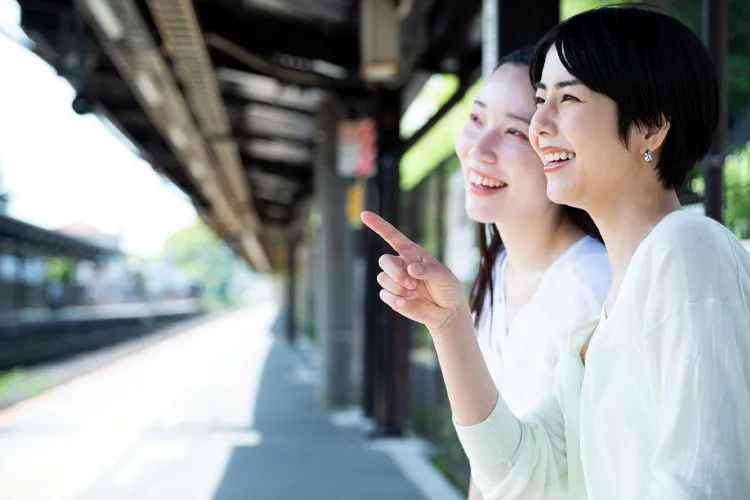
[{"x1": 407, "y1": 262, "x2": 451, "y2": 283}]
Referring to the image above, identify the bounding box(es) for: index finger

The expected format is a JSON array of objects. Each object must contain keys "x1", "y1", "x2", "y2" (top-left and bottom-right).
[{"x1": 360, "y1": 211, "x2": 414, "y2": 254}]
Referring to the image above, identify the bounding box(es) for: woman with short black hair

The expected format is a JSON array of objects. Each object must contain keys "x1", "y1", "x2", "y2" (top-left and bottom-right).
[{"x1": 362, "y1": 6, "x2": 750, "y2": 499}]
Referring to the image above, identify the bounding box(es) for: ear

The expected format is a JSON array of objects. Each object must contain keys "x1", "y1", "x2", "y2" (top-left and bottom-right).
[{"x1": 639, "y1": 116, "x2": 671, "y2": 158}]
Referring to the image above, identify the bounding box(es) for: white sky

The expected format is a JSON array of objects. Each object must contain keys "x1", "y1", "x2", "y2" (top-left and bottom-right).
[{"x1": 0, "y1": 0, "x2": 196, "y2": 257}]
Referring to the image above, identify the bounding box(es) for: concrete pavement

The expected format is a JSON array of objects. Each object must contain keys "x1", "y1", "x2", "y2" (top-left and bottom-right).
[{"x1": 0, "y1": 302, "x2": 462, "y2": 500}]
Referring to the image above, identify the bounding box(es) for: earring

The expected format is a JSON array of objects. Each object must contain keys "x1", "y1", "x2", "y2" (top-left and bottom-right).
[{"x1": 644, "y1": 150, "x2": 653, "y2": 163}]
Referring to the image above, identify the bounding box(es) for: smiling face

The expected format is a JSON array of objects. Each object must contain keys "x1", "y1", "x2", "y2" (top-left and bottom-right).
[
  {"x1": 455, "y1": 63, "x2": 553, "y2": 225},
  {"x1": 529, "y1": 47, "x2": 645, "y2": 209}
]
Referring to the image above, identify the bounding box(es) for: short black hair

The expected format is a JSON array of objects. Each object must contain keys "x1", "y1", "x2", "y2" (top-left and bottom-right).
[{"x1": 530, "y1": 6, "x2": 719, "y2": 190}]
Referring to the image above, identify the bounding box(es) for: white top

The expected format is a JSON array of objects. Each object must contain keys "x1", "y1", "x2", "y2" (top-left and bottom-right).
[
  {"x1": 456, "y1": 210, "x2": 750, "y2": 500},
  {"x1": 476, "y1": 236, "x2": 611, "y2": 416}
]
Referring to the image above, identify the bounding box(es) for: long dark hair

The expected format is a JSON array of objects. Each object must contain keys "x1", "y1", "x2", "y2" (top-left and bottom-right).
[{"x1": 468, "y1": 48, "x2": 602, "y2": 327}]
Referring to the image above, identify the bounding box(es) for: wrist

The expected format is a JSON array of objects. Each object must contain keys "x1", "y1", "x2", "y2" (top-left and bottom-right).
[{"x1": 429, "y1": 303, "x2": 473, "y2": 337}]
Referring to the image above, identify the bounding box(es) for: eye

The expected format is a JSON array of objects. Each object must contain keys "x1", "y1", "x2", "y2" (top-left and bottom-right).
[
  {"x1": 535, "y1": 96, "x2": 545, "y2": 106},
  {"x1": 469, "y1": 113, "x2": 482, "y2": 125},
  {"x1": 507, "y1": 128, "x2": 528, "y2": 140},
  {"x1": 561, "y1": 94, "x2": 580, "y2": 103}
]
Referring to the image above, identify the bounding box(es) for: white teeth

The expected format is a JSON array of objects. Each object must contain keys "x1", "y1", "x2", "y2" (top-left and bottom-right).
[
  {"x1": 543, "y1": 151, "x2": 575, "y2": 165},
  {"x1": 469, "y1": 171, "x2": 505, "y2": 188}
]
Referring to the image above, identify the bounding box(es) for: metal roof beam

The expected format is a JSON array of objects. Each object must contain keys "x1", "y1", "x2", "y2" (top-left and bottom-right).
[{"x1": 195, "y1": 2, "x2": 359, "y2": 68}]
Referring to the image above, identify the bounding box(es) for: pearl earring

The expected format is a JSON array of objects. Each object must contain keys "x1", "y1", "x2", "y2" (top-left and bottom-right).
[{"x1": 644, "y1": 150, "x2": 653, "y2": 163}]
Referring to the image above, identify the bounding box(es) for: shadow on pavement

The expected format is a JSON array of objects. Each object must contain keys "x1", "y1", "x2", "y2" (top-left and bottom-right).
[{"x1": 211, "y1": 339, "x2": 423, "y2": 500}]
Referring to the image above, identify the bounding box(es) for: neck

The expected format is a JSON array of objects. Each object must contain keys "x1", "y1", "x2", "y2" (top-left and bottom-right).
[
  {"x1": 588, "y1": 182, "x2": 681, "y2": 285},
  {"x1": 495, "y1": 207, "x2": 586, "y2": 272}
]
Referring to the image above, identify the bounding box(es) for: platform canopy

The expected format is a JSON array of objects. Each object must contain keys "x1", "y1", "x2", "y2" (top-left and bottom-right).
[{"x1": 16, "y1": 0, "x2": 485, "y2": 271}]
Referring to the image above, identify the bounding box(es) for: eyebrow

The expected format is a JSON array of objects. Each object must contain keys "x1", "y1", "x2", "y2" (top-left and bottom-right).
[
  {"x1": 472, "y1": 101, "x2": 532, "y2": 125},
  {"x1": 507, "y1": 113, "x2": 531, "y2": 125},
  {"x1": 534, "y1": 78, "x2": 583, "y2": 91}
]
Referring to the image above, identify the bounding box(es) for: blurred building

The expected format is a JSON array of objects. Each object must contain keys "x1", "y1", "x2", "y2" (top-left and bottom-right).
[
  {"x1": 56, "y1": 222, "x2": 140, "y2": 304},
  {"x1": 0, "y1": 215, "x2": 116, "y2": 312}
]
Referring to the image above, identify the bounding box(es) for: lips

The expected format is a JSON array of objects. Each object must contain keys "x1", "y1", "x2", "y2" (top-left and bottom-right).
[
  {"x1": 468, "y1": 168, "x2": 507, "y2": 189},
  {"x1": 539, "y1": 147, "x2": 576, "y2": 172},
  {"x1": 467, "y1": 168, "x2": 507, "y2": 197}
]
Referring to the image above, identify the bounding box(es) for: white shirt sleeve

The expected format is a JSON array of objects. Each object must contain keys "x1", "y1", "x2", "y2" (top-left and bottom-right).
[
  {"x1": 643, "y1": 299, "x2": 750, "y2": 498},
  {"x1": 640, "y1": 220, "x2": 750, "y2": 498},
  {"x1": 454, "y1": 391, "x2": 568, "y2": 499}
]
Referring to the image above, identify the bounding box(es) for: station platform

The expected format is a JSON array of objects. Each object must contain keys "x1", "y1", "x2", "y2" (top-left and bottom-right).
[
  {"x1": 0, "y1": 298, "x2": 203, "y2": 327},
  {"x1": 0, "y1": 302, "x2": 462, "y2": 500},
  {"x1": 0, "y1": 299, "x2": 205, "y2": 371}
]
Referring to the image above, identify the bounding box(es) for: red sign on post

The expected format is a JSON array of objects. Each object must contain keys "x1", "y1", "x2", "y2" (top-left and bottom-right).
[{"x1": 337, "y1": 118, "x2": 377, "y2": 178}]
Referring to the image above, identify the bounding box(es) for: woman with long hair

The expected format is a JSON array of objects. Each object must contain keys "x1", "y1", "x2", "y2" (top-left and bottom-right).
[
  {"x1": 363, "y1": 6, "x2": 750, "y2": 499},
  {"x1": 454, "y1": 47, "x2": 610, "y2": 500}
]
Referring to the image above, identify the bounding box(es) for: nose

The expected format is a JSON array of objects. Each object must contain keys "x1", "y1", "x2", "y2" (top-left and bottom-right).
[
  {"x1": 530, "y1": 102, "x2": 557, "y2": 139},
  {"x1": 469, "y1": 128, "x2": 500, "y2": 165}
]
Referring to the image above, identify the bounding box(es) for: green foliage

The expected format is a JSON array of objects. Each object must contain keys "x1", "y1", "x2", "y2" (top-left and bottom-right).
[
  {"x1": 432, "y1": 453, "x2": 470, "y2": 496},
  {"x1": 160, "y1": 219, "x2": 240, "y2": 304},
  {"x1": 434, "y1": 404, "x2": 472, "y2": 493},
  {"x1": 47, "y1": 258, "x2": 75, "y2": 282},
  {"x1": 0, "y1": 368, "x2": 48, "y2": 404},
  {"x1": 411, "y1": 323, "x2": 433, "y2": 350},
  {"x1": 724, "y1": 142, "x2": 750, "y2": 239},
  {"x1": 561, "y1": 0, "x2": 623, "y2": 19},
  {"x1": 162, "y1": 220, "x2": 229, "y2": 277}
]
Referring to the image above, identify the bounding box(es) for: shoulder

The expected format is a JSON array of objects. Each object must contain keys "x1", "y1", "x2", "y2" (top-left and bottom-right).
[
  {"x1": 633, "y1": 210, "x2": 750, "y2": 329},
  {"x1": 554, "y1": 237, "x2": 612, "y2": 310},
  {"x1": 652, "y1": 208, "x2": 726, "y2": 240},
  {"x1": 524, "y1": 238, "x2": 610, "y2": 340},
  {"x1": 636, "y1": 211, "x2": 748, "y2": 287},
  {"x1": 566, "y1": 236, "x2": 612, "y2": 285},
  {"x1": 642, "y1": 210, "x2": 740, "y2": 257}
]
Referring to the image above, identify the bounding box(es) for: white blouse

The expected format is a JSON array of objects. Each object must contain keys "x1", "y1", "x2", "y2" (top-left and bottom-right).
[
  {"x1": 456, "y1": 210, "x2": 750, "y2": 499},
  {"x1": 476, "y1": 236, "x2": 611, "y2": 416}
]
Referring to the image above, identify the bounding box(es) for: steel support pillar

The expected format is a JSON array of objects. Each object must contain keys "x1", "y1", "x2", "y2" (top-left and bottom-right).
[
  {"x1": 314, "y1": 100, "x2": 355, "y2": 407},
  {"x1": 372, "y1": 88, "x2": 408, "y2": 436},
  {"x1": 362, "y1": 179, "x2": 380, "y2": 419},
  {"x1": 286, "y1": 235, "x2": 298, "y2": 345},
  {"x1": 702, "y1": 0, "x2": 726, "y2": 223},
  {"x1": 482, "y1": 0, "x2": 559, "y2": 76}
]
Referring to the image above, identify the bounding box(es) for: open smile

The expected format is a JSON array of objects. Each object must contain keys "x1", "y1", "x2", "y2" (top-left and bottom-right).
[
  {"x1": 467, "y1": 168, "x2": 507, "y2": 196},
  {"x1": 540, "y1": 147, "x2": 576, "y2": 173}
]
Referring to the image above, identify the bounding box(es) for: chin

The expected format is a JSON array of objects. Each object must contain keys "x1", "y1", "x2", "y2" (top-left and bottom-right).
[
  {"x1": 465, "y1": 204, "x2": 496, "y2": 225},
  {"x1": 466, "y1": 211, "x2": 495, "y2": 225},
  {"x1": 545, "y1": 179, "x2": 581, "y2": 207}
]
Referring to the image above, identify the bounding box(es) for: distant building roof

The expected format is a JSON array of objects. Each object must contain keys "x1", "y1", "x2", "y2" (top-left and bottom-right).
[
  {"x1": 57, "y1": 222, "x2": 121, "y2": 252},
  {"x1": 58, "y1": 222, "x2": 111, "y2": 237},
  {"x1": 0, "y1": 215, "x2": 118, "y2": 260}
]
